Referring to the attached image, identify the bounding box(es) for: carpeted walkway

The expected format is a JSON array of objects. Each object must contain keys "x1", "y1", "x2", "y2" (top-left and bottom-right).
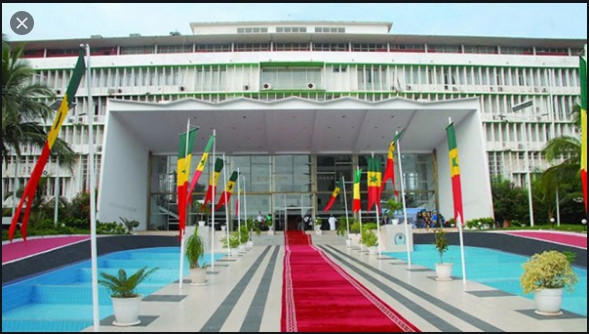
[
  {"x1": 501, "y1": 231, "x2": 587, "y2": 249},
  {"x1": 2, "y1": 236, "x2": 90, "y2": 264},
  {"x1": 281, "y1": 231, "x2": 419, "y2": 333}
]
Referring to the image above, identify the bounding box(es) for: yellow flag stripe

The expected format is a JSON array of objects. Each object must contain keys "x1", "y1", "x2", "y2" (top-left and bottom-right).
[
  {"x1": 353, "y1": 183, "x2": 360, "y2": 200},
  {"x1": 367, "y1": 171, "x2": 382, "y2": 187},
  {"x1": 331, "y1": 187, "x2": 341, "y2": 198},
  {"x1": 388, "y1": 142, "x2": 395, "y2": 160},
  {"x1": 210, "y1": 172, "x2": 221, "y2": 186},
  {"x1": 449, "y1": 148, "x2": 461, "y2": 177},
  {"x1": 196, "y1": 153, "x2": 209, "y2": 173},
  {"x1": 177, "y1": 154, "x2": 192, "y2": 185},
  {"x1": 47, "y1": 95, "x2": 71, "y2": 149},
  {"x1": 226, "y1": 181, "x2": 236, "y2": 193}
]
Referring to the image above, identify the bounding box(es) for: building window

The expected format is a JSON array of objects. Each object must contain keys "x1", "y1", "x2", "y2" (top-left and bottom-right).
[
  {"x1": 500, "y1": 47, "x2": 533, "y2": 55},
  {"x1": 314, "y1": 43, "x2": 349, "y2": 52},
  {"x1": 463, "y1": 45, "x2": 499, "y2": 54},
  {"x1": 158, "y1": 45, "x2": 193, "y2": 54},
  {"x1": 195, "y1": 44, "x2": 231, "y2": 52},
  {"x1": 352, "y1": 44, "x2": 388, "y2": 52},
  {"x1": 428, "y1": 45, "x2": 462, "y2": 53},
  {"x1": 235, "y1": 43, "x2": 271, "y2": 52},
  {"x1": 237, "y1": 27, "x2": 268, "y2": 34},
  {"x1": 274, "y1": 43, "x2": 311, "y2": 51},
  {"x1": 276, "y1": 27, "x2": 307, "y2": 33},
  {"x1": 315, "y1": 27, "x2": 345, "y2": 33},
  {"x1": 390, "y1": 44, "x2": 426, "y2": 53},
  {"x1": 120, "y1": 46, "x2": 155, "y2": 55},
  {"x1": 261, "y1": 68, "x2": 322, "y2": 90},
  {"x1": 535, "y1": 47, "x2": 569, "y2": 56}
]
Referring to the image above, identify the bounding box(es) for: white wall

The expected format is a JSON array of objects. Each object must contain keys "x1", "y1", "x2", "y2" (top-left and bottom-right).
[
  {"x1": 97, "y1": 112, "x2": 149, "y2": 228},
  {"x1": 436, "y1": 109, "x2": 494, "y2": 223}
]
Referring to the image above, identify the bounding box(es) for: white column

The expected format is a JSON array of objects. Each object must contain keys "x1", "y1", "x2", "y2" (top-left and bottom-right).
[
  {"x1": 222, "y1": 154, "x2": 230, "y2": 258},
  {"x1": 211, "y1": 130, "x2": 216, "y2": 270}
]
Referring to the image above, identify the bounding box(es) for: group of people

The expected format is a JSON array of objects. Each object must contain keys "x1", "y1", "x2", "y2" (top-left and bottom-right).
[{"x1": 415, "y1": 210, "x2": 445, "y2": 229}]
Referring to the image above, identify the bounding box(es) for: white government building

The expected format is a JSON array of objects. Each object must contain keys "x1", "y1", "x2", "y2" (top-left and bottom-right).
[{"x1": 3, "y1": 22, "x2": 586, "y2": 231}]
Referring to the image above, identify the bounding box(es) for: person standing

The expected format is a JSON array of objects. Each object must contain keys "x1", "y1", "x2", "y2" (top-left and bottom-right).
[{"x1": 328, "y1": 215, "x2": 337, "y2": 231}]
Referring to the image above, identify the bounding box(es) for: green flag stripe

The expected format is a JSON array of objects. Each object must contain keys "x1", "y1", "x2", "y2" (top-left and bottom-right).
[
  {"x1": 447, "y1": 123, "x2": 457, "y2": 151},
  {"x1": 367, "y1": 157, "x2": 381, "y2": 172},
  {"x1": 354, "y1": 169, "x2": 362, "y2": 183},
  {"x1": 214, "y1": 158, "x2": 224, "y2": 172},
  {"x1": 392, "y1": 129, "x2": 405, "y2": 143},
  {"x1": 203, "y1": 135, "x2": 215, "y2": 153},
  {"x1": 581, "y1": 55, "x2": 587, "y2": 110},
  {"x1": 178, "y1": 129, "x2": 198, "y2": 158},
  {"x1": 229, "y1": 171, "x2": 239, "y2": 182},
  {"x1": 65, "y1": 50, "x2": 86, "y2": 106}
]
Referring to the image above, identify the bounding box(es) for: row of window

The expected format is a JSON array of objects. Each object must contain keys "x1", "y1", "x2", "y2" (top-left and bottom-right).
[
  {"x1": 23, "y1": 44, "x2": 580, "y2": 58},
  {"x1": 236, "y1": 27, "x2": 345, "y2": 34}
]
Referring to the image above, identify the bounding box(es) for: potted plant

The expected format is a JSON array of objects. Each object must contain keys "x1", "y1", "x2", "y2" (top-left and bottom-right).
[
  {"x1": 361, "y1": 229, "x2": 379, "y2": 255},
  {"x1": 193, "y1": 201, "x2": 210, "y2": 227},
  {"x1": 246, "y1": 219, "x2": 255, "y2": 249},
  {"x1": 434, "y1": 229, "x2": 453, "y2": 281},
  {"x1": 186, "y1": 226, "x2": 207, "y2": 286},
  {"x1": 315, "y1": 218, "x2": 323, "y2": 235},
  {"x1": 386, "y1": 199, "x2": 403, "y2": 225},
  {"x1": 120, "y1": 217, "x2": 140, "y2": 235},
  {"x1": 98, "y1": 267, "x2": 158, "y2": 327},
  {"x1": 238, "y1": 225, "x2": 249, "y2": 253},
  {"x1": 521, "y1": 251, "x2": 578, "y2": 316},
  {"x1": 222, "y1": 233, "x2": 240, "y2": 257}
]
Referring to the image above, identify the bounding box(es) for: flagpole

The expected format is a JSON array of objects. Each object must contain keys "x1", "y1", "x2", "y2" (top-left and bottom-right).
[
  {"x1": 237, "y1": 167, "x2": 242, "y2": 251},
  {"x1": 179, "y1": 119, "x2": 190, "y2": 291},
  {"x1": 85, "y1": 44, "x2": 100, "y2": 333},
  {"x1": 54, "y1": 155, "x2": 60, "y2": 226},
  {"x1": 449, "y1": 118, "x2": 467, "y2": 289},
  {"x1": 396, "y1": 130, "x2": 412, "y2": 268},
  {"x1": 211, "y1": 130, "x2": 216, "y2": 270},
  {"x1": 372, "y1": 153, "x2": 383, "y2": 258},
  {"x1": 222, "y1": 154, "x2": 231, "y2": 258},
  {"x1": 358, "y1": 167, "x2": 364, "y2": 252},
  {"x1": 243, "y1": 175, "x2": 249, "y2": 246},
  {"x1": 342, "y1": 176, "x2": 351, "y2": 248}
]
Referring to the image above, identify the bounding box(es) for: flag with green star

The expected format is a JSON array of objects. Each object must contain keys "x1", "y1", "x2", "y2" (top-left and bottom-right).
[
  {"x1": 367, "y1": 157, "x2": 382, "y2": 212},
  {"x1": 216, "y1": 171, "x2": 239, "y2": 211},
  {"x1": 187, "y1": 134, "x2": 215, "y2": 202},
  {"x1": 447, "y1": 123, "x2": 464, "y2": 225}
]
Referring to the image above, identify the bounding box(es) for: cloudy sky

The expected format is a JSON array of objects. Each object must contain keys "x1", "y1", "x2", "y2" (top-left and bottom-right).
[{"x1": 2, "y1": 3, "x2": 587, "y2": 41}]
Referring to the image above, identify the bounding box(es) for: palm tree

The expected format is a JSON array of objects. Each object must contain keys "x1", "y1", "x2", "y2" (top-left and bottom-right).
[{"x1": 2, "y1": 35, "x2": 76, "y2": 169}]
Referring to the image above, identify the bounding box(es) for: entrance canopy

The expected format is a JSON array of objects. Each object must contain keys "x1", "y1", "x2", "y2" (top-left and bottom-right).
[
  {"x1": 107, "y1": 97, "x2": 476, "y2": 155},
  {"x1": 98, "y1": 97, "x2": 493, "y2": 229}
]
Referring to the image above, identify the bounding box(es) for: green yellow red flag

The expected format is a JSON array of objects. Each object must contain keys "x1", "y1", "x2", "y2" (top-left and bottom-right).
[
  {"x1": 324, "y1": 179, "x2": 344, "y2": 212},
  {"x1": 446, "y1": 123, "x2": 464, "y2": 225},
  {"x1": 10, "y1": 49, "x2": 86, "y2": 241}
]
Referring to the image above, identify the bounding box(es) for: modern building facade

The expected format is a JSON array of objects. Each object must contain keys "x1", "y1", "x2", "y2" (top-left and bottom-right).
[{"x1": 3, "y1": 22, "x2": 586, "y2": 231}]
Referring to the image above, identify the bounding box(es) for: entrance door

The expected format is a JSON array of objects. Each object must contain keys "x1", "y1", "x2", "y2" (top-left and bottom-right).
[{"x1": 287, "y1": 211, "x2": 301, "y2": 231}]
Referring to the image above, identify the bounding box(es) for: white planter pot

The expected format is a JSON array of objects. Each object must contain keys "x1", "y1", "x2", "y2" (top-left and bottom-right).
[
  {"x1": 435, "y1": 263, "x2": 454, "y2": 281},
  {"x1": 534, "y1": 288, "x2": 564, "y2": 316},
  {"x1": 268, "y1": 230, "x2": 275, "y2": 236},
  {"x1": 190, "y1": 268, "x2": 208, "y2": 286},
  {"x1": 315, "y1": 230, "x2": 323, "y2": 236},
  {"x1": 239, "y1": 245, "x2": 247, "y2": 253},
  {"x1": 221, "y1": 226, "x2": 227, "y2": 232},
  {"x1": 111, "y1": 296, "x2": 143, "y2": 327},
  {"x1": 247, "y1": 241, "x2": 254, "y2": 249},
  {"x1": 346, "y1": 239, "x2": 353, "y2": 248},
  {"x1": 198, "y1": 221, "x2": 206, "y2": 228},
  {"x1": 392, "y1": 219, "x2": 399, "y2": 225},
  {"x1": 368, "y1": 246, "x2": 378, "y2": 255}
]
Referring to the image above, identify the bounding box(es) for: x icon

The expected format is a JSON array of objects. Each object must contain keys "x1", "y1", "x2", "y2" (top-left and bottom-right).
[{"x1": 16, "y1": 17, "x2": 28, "y2": 30}]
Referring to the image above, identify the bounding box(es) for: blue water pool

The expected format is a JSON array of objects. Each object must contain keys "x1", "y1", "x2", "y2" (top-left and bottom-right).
[
  {"x1": 384, "y1": 245, "x2": 587, "y2": 316},
  {"x1": 2, "y1": 248, "x2": 226, "y2": 332}
]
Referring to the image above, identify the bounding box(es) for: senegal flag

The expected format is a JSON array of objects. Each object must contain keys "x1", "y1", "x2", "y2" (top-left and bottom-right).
[
  {"x1": 216, "y1": 171, "x2": 239, "y2": 211},
  {"x1": 10, "y1": 50, "x2": 86, "y2": 241},
  {"x1": 382, "y1": 130, "x2": 404, "y2": 197},
  {"x1": 187, "y1": 135, "x2": 215, "y2": 202},
  {"x1": 203, "y1": 158, "x2": 224, "y2": 209},
  {"x1": 352, "y1": 169, "x2": 362, "y2": 213},
  {"x1": 324, "y1": 179, "x2": 344, "y2": 212},
  {"x1": 447, "y1": 123, "x2": 464, "y2": 225},
  {"x1": 580, "y1": 48, "x2": 587, "y2": 213},
  {"x1": 177, "y1": 128, "x2": 198, "y2": 239},
  {"x1": 367, "y1": 157, "x2": 382, "y2": 212}
]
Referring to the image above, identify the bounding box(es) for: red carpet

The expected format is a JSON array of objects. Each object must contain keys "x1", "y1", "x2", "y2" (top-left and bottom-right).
[
  {"x1": 281, "y1": 231, "x2": 420, "y2": 332},
  {"x1": 2, "y1": 235, "x2": 90, "y2": 264},
  {"x1": 502, "y1": 231, "x2": 587, "y2": 249}
]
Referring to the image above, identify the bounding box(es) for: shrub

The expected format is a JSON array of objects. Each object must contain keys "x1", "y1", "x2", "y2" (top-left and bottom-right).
[
  {"x1": 222, "y1": 233, "x2": 240, "y2": 249},
  {"x1": 97, "y1": 221, "x2": 126, "y2": 235},
  {"x1": 466, "y1": 217, "x2": 496, "y2": 230},
  {"x1": 361, "y1": 229, "x2": 378, "y2": 248},
  {"x1": 99, "y1": 267, "x2": 158, "y2": 298},
  {"x1": 120, "y1": 217, "x2": 140, "y2": 234},
  {"x1": 434, "y1": 229, "x2": 449, "y2": 264},
  {"x1": 521, "y1": 251, "x2": 578, "y2": 294},
  {"x1": 186, "y1": 227, "x2": 205, "y2": 269}
]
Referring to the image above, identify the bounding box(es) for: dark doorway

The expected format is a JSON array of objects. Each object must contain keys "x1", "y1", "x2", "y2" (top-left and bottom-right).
[{"x1": 287, "y1": 214, "x2": 301, "y2": 231}]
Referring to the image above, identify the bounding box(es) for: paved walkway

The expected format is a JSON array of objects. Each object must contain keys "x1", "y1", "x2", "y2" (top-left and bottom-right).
[
  {"x1": 2, "y1": 236, "x2": 90, "y2": 264},
  {"x1": 86, "y1": 232, "x2": 586, "y2": 333},
  {"x1": 500, "y1": 231, "x2": 587, "y2": 249}
]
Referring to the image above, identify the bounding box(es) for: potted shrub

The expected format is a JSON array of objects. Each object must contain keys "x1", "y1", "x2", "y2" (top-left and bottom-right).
[
  {"x1": 120, "y1": 217, "x2": 140, "y2": 235},
  {"x1": 222, "y1": 233, "x2": 240, "y2": 257},
  {"x1": 521, "y1": 251, "x2": 578, "y2": 316},
  {"x1": 186, "y1": 226, "x2": 207, "y2": 286},
  {"x1": 98, "y1": 267, "x2": 158, "y2": 327},
  {"x1": 315, "y1": 218, "x2": 323, "y2": 235},
  {"x1": 386, "y1": 199, "x2": 403, "y2": 225},
  {"x1": 361, "y1": 229, "x2": 379, "y2": 255},
  {"x1": 246, "y1": 219, "x2": 256, "y2": 249},
  {"x1": 238, "y1": 225, "x2": 249, "y2": 253},
  {"x1": 434, "y1": 229, "x2": 453, "y2": 281}
]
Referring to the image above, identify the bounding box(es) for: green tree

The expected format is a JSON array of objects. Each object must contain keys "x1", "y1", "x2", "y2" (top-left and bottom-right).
[
  {"x1": 491, "y1": 177, "x2": 529, "y2": 223},
  {"x1": 2, "y1": 35, "x2": 75, "y2": 168}
]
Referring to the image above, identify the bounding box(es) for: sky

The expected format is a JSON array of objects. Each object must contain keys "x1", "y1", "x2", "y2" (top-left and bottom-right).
[{"x1": 2, "y1": 3, "x2": 587, "y2": 41}]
